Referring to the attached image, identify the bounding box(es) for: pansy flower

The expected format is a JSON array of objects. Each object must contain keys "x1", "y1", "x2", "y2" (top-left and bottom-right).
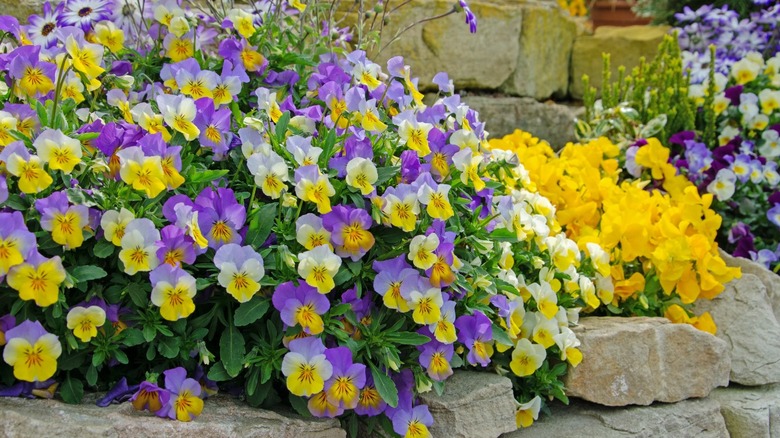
[
  {"x1": 4, "y1": 141, "x2": 53, "y2": 194},
  {"x1": 66, "y1": 305, "x2": 107, "y2": 343},
  {"x1": 156, "y1": 225, "x2": 197, "y2": 267},
  {"x1": 35, "y1": 191, "x2": 90, "y2": 249},
  {"x1": 272, "y1": 282, "x2": 329, "y2": 335},
  {"x1": 195, "y1": 187, "x2": 246, "y2": 249},
  {"x1": 281, "y1": 337, "x2": 333, "y2": 397},
  {"x1": 214, "y1": 244, "x2": 265, "y2": 303},
  {"x1": 298, "y1": 244, "x2": 342, "y2": 293},
  {"x1": 7, "y1": 253, "x2": 66, "y2": 308},
  {"x1": 322, "y1": 346, "x2": 366, "y2": 410},
  {"x1": 7, "y1": 45, "x2": 56, "y2": 98},
  {"x1": 295, "y1": 214, "x2": 332, "y2": 250},
  {"x1": 2, "y1": 320, "x2": 61, "y2": 382},
  {"x1": 150, "y1": 264, "x2": 197, "y2": 321},
  {"x1": 131, "y1": 381, "x2": 170, "y2": 416},
  {"x1": 295, "y1": 165, "x2": 335, "y2": 214},
  {"x1": 322, "y1": 205, "x2": 375, "y2": 261},
  {"x1": 392, "y1": 405, "x2": 434, "y2": 438},
  {"x1": 373, "y1": 255, "x2": 419, "y2": 312},
  {"x1": 159, "y1": 367, "x2": 204, "y2": 422},
  {"x1": 0, "y1": 212, "x2": 37, "y2": 278},
  {"x1": 455, "y1": 311, "x2": 494, "y2": 367},
  {"x1": 119, "y1": 218, "x2": 161, "y2": 275}
]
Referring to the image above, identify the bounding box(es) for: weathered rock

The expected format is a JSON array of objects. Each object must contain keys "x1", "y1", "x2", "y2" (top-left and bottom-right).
[
  {"x1": 570, "y1": 25, "x2": 671, "y2": 99},
  {"x1": 503, "y1": 397, "x2": 728, "y2": 438},
  {"x1": 720, "y1": 250, "x2": 780, "y2": 321},
  {"x1": 500, "y1": 4, "x2": 577, "y2": 100},
  {"x1": 694, "y1": 273, "x2": 780, "y2": 386},
  {"x1": 0, "y1": 395, "x2": 345, "y2": 438},
  {"x1": 460, "y1": 94, "x2": 580, "y2": 147},
  {"x1": 419, "y1": 371, "x2": 517, "y2": 438},
  {"x1": 564, "y1": 317, "x2": 730, "y2": 406},
  {"x1": 709, "y1": 384, "x2": 780, "y2": 438}
]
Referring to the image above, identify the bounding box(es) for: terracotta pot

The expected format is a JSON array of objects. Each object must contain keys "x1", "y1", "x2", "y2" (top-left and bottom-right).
[{"x1": 590, "y1": 0, "x2": 652, "y2": 28}]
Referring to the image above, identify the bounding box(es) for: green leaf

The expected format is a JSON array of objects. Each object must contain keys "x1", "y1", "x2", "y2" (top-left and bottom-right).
[
  {"x1": 60, "y1": 376, "x2": 84, "y2": 404},
  {"x1": 245, "y1": 203, "x2": 277, "y2": 247},
  {"x1": 220, "y1": 325, "x2": 246, "y2": 378},
  {"x1": 142, "y1": 324, "x2": 156, "y2": 342},
  {"x1": 275, "y1": 111, "x2": 291, "y2": 139},
  {"x1": 85, "y1": 365, "x2": 98, "y2": 387},
  {"x1": 369, "y1": 364, "x2": 398, "y2": 408},
  {"x1": 318, "y1": 129, "x2": 337, "y2": 167},
  {"x1": 384, "y1": 332, "x2": 431, "y2": 346},
  {"x1": 3, "y1": 194, "x2": 27, "y2": 211},
  {"x1": 70, "y1": 265, "x2": 108, "y2": 283},
  {"x1": 234, "y1": 296, "x2": 270, "y2": 327},
  {"x1": 114, "y1": 349, "x2": 129, "y2": 365},
  {"x1": 58, "y1": 351, "x2": 87, "y2": 371},
  {"x1": 158, "y1": 336, "x2": 180, "y2": 359},
  {"x1": 289, "y1": 394, "x2": 311, "y2": 417},
  {"x1": 128, "y1": 286, "x2": 149, "y2": 307},
  {"x1": 375, "y1": 166, "x2": 400, "y2": 187},
  {"x1": 93, "y1": 240, "x2": 115, "y2": 258},
  {"x1": 188, "y1": 169, "x2": 229, "y2": 184},
  {"x1": 246, "y1": 379, "x2": 272, "y2": 407},
  {"x1": 207, "y1": 362, "x2": 231, "y2": 382},
  {"x1": 491, "y1": 325, "x2": 514, "y2": 347}
]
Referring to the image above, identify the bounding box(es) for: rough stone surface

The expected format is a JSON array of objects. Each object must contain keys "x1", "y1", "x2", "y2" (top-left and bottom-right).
[
  {"x1": 419, "y1": 371, "x2": 517, "y2": 438},
  {"x1": 710, "y1": 384, "x2": 780, "y2": 438},
  {"x1": 503, "y1": 397, "x2": 728, "y2": 438},
  {"x1": 0, "y1": 395, "x2": 345, "y2": 438},
  {"x1": 564, "y1": 317, "x2": 730, "y2": 406},
  {"x1": 461, "y1": 94, "x2": 580, "y2": 147},
  {"x1": 501, "y1": 4, "x2": 577, "y2": 99},
  {"x1": 694, "y1": 273, "x2": 780, "y2": 386},
  {"x1": 720, "y1": 249, "x2": 780, "y2": 321},
  {"x1": 570, "y1": 25, "x2": 671, "y2": 99}
]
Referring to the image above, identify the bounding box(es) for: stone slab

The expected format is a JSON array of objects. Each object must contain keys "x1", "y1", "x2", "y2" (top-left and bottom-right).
[
  {"x1": 709, "y1": 384, "x2": 780, "y2": 438},
  {"x1": 0, "y1": 395, "x2": 345, "y2": 438},
  {"x1": 564, "y1": 317, "x2": 730, "y2": 406}
]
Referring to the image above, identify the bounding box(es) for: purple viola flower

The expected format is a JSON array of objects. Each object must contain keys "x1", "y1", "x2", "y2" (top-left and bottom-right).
[
  {"x1": 751, "y1": 249, "x2": 778, "y2": 269},
  {"x1": 97, "y1": 377, "x2": 139, "y2": 407},
  {"x1": 384, "y1": 368, "x2": 415, "y2": 421},
  {"x1": 35, "y1": 190, "x2": 90, "y2": 250},
  {"x1": 728, "y1": 222, "x2": 756, "y2": 259},
  {"x1": 322, "y1": 205, "x2": 375, "y2": 261},
  {"x1": 684, "y1": 139, "x2": 713, "y2": 176},
  {"x1": 61, "y1": 0, "x2": 114, "y2": 32},
  {"x1": 372, "y1": 255, "x2": 419, "y2": 312},
  {"x1": 458, "y1": 0, "x2": 478, "y2": 33},
  {"x1": 25, "y1": 1, "x2": 65, "y2": 47},
  {"x1": 272, "y1": 281, "x2": 330, "y2": 335},
  {"x1": 158, "y1": 367, "x2": 204, "y2": 422},
  {"x1": 392, "y1": 405, "x2": 435, "y2": 437},
  {"x1": 725, "y1": 85, "x2": 744, "y2": 105},
  {"x1": 156, "y1": 225, "x2": 197, "y2": 267},
  {"x1": 341, "y1": 287, "x2": 373, "y2": 321},
  {"x1": 417, "y1": 328, "x2": 453, "y2": 381},
  {"x1": 193, "y1": 98, "x2": 233, "y2": 159},
  {"x1": 328, "y1": 134, "x2": 373, "y2": 177},
  {"x1": 426, "y1": 131, "x2": 458, "y2": 180},
  {"x1": 768, "y1": 205, "x2": 780, "y2": 228},
  {"x1": 195, "y1": 187, "x2": 246, "y2": 249},
  {"x1": 354, "y1": 373, "x2": 387, "y2": 416},
  {"x1": 455, "y1": 311, "x2": 494, "y2": 367},
  {"x1": 322, "y1": 346, "x2": 366, "y2": 411},
  {"x1": 7, "y1": 45, "x2": 56, "y2": 98},
  {"x1": 400, "y1": 150, "x2": 421, "y2": 184},
  {"x1": 768, "y1": 191, "x2": 780, "y2": 206}
]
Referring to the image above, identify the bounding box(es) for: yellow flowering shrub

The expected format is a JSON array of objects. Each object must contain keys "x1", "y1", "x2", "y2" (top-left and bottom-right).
[{"x1": 488, "y1": 130, "x2": 741, "y2": 333}]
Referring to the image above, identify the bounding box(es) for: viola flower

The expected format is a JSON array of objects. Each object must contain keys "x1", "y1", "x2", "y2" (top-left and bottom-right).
[
  {"x1": 132, "y1": 103, "x2": 172, "y2": 141},
  {"x1": 226, "y1": 8, "x2": 257, "y2": 39},
  {"x1": 707, "y1": 168, "x2": 737, "y2": 201},
  {"x1": 34, "y1": 129, "x2": 83, "y2": 174},
  {"x1": 26, "y1": 1, "x2": 65, "y2": 47},
  {"x1": 307, "y1": 391, "x2": 343, "y2": 419},
  {"x1": 429, "y1": 300, "x2": 457, "y2": 343},
  {"x1": 527, "y1": 281, "x2": 559, "y2": 320},
  {"x1": 0, "y1": 112, "x2": 17, "y2": 147},
  {"x1": 176, "y1": 66, "x2": 220, "y2": 101},
  {"x1": 4, "y1": 142, "x2": 52, "y2": 195},
  {"x1": 212, "y1": 61, "x2": 247, "y2": 107},
  {"x1": 214, "y1": 244, "x2": 265, "y2": 303},
  {"x1": 138, "y1": 133, "x2": 185, "y2": 190},
  {"x1": 7, "y1": 45, "x2": 56, "y2": 98},
  {"x1": 298, "y1": 244, "x2": 342, "y2": 293},
  {"x1": 7, "y1": 253, "x2": 66, "y2": 307},
  {"x1": 160, "y1": 367, "x2": 204, "y2": 422},
  {"x1": 100, "y1": 208, "x2": 135, "y2": 246},
  {"x1": 4, "y1": 104, "x2": 39, "y2": 138},
  {"x1": 193, "y1": 98, "x2": 232, "y2": 158},
  {"x1": 255, "y1": 88, "x2": 284, "y2": 124},
  {"x1": 322, "y1": 205, "x2": 375, "y2": 261},
  {"x1": 195, "y1": 187, "x2": 246, "y2": 249},
  {"x1": 0, "y1": 212, "x2": 37, "y2": 278},
  {"x1": 64, "y1": 32, "x2": 106, "y2": 79},
  {"x1": 392, "y1": 405, "x2": 434, "y2": 438},
  {"x1": 66, "y1": 305, "x2": 107, "y2": 343},
  {"x1": 2, "y1": 320, "x2": 61, "y2": 382},
  {"x1": 164, "y1": 31, "x2": 196, "y2": 62},
  {"x1": 373, "y1": 255, "x2": 418, "y2": 312},
  {"x1": 323, "y1": 346, "x2": 366, "y2": 410},
  {"x1": 219, "y1": 37, "x2": 267, "y2": 74},
  {"x1": 150, "y1": 264, "x2": 197, "y2": 321},
  {"x1": 510, "y1": 338, "x2": 546, "y2": 377},
  {"x1": 452, "y1": 147, "x2": 485, "y2": 191},
  {"x1": 296, "y1": 214, "x2": 332, "y2": 250},
  {"x1": 382, "y1": 185, "x2": 420, "y2": 232},
  {"x1": 107, "y1": 89, "x2": 134, "y2": 124},
  {"x1": 281, "y1": 337, "x2": 333, "y2": 397},
  {"x1": 35, "y1": 191, "x2": 90, "y2": 249},
  {"x1": 247, "y1": 150, "x2": 289, "y2": 199},
  {"x1": 554, "y1": 327, "x2": 583, "y2": 367},
  {"x1": 156, "y1": 94, "x2": 200, "y2": 141},
  {"x1": 93, "y1": 20, "x2": 125, "y2": 53},
  {"x1": 131, "y1": 381, "x2": 170, "y2": 416},
  {"x1": 0, "y1": 315, "x2": 17, "y2": 346},
  {"x1": 418, "y1": 335, "x2": 453, "y2": 381},
  {"x1": 62, "y1": 0, "x2": 113, "y2": 31},
  {"x1": 409, "y1": 284, "x2": 443, "y2": 325},
  {"x1": 397, "y1": 117, "x2": 434, "y2": 157},
  {"x1": 272, "y1": 282, "x2": 329, "y2": 334},
  {"x1": 156, "y1": 225, "x2": 197, "y2": 267},
  {"x1": 116, "y1": 147, "x2": 167, "y2": 198},
  {"x1": 455, "y1": 311, "x2": 494, "y2": 367},
  {"x1": 408, "y1": 233, "x2": 440, "y2": 270},
  {"x1": 355, "y1": 373, "x2": 387, "y2": 416},
  {"x1": 119, "y1": 218, "x2": 161, "y2": 275},
  {"x1": 417, "y1": 181, "x2": 454, "y2": 220},
  {"x1": 515, "y1": 396, "x2": 542, "y2": 428},
  {"x1": 346, "y1": 157, "x2": 378, "y2": 195},
  {"x1": 295, "y1": 165, "x2": 336, "y2": 214}
]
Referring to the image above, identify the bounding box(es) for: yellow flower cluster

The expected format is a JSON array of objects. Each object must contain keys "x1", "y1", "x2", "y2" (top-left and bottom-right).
[
  {"x1": 557, "y1": 0, "x2": 588, "y2": 17},
  {"x1": 489, "y1": 131, "x2": 741, "y2": 333}
]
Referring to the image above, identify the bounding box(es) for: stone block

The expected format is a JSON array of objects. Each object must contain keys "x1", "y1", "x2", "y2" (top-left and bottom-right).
[
  {"x1": 564, "y1": 317, "x2": 730, "y2": 406},
  {"x1": 0, "y1": 395, "x2": 345, "y2": 438},
  {"x1": 694, "y1": 273, "x2": 780, "y2": 386},
  {"x1": 419, "y1": 371, "x2": 517, "y2": 438},
  {"x1": 570, "y1": 25, "x2": 671, "y2": 99},
  {"x1": 503, "y1": 397, "x2": 728, "y2": 438},
  {"x1": 720, "y1": 250, "x2": 780, "y2": 321},
  {"x1": 709, "y1": 384, "x2": 780, "y2": 438},
  {"x1": 461, "y1": 94, "x2": 580, "y2": 147},
  {"x1": 500, "y1": 4, "x2": 577, "y2": 100}
]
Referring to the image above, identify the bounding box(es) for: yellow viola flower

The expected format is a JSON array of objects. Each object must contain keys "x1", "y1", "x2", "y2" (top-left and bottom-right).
[
  {"x1": 93, "y1": 20, "x2": 125, "y2": 54},
  {"x1": 66, "y1": 306, "x2": 107, "y2": 343},
  {"x1": 7, "y1": 255, "x2": 66, "y2": 307},
  {"x1": 150, "y1": 265, "x2": 197, "y2": 321},
  {"x1": 3, "y1": 320, "x2": 62, "y2": 382},
  {"x1": 510, "y1": 338, "x2": 546, "y2": 377}
]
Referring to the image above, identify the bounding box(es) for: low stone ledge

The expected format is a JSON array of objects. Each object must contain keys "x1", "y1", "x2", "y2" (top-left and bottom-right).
[
  {"x1": 0, "y1": 395, "x2": 345, "y2": 438},
  {"x1": 694, "y1": 273, "x2": 780, "y2": 386},
  {"x1": 720, "y1": 250, "x2": 780, "y2": 321},
  {"x1": 419, "y1": 371, "x2": 517, "y2": 438},
  {"x1": 502, "y1": 397, "x2": 728, "y2": 437},
  {"x1": 710, "y1": 384, "x2": 780, "y2": 438},
  {"x1": 564, "y1": 317, "x2": 730, "y2": 406}
]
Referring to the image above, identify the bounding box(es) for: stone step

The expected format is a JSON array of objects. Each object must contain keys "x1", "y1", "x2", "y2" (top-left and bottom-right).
[
  {"x1": 710, "y1": 384, "x2": 780, "y2": 438},
  {"x1": 564, "y1": 317, "x2": 730, "y2": 406},
  {"x1": 0, "y1": 395, "x2": 345, "y2": 438}
]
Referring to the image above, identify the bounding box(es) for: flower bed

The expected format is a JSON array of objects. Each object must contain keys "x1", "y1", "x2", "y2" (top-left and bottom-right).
[{"x1": 0, "y1": 0, "x2": 616, "y2": 433}]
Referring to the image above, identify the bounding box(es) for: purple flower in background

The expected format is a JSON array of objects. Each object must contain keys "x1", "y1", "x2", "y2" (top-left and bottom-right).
[
  {"x1": 272, "y1": 281, "x2": 330, "y2": 335},
  {"x1": 418, "y1": 331, "x2": 453, "y2": 381},
  {"x1": 457, "y1": 0, "x2": 478, "y2": 33},
  {"x1": 684, "y1": 140, "x2": 713, "y2": 175},
  {"x1": 25, "y1": 1, "x2": 65, "y2": 48},
  {"x1": 729, "y1": 222, "x2": 756, "y2": 259},
  {"x1": 156, "y1": 225, "x2": 197, "y2": 267},
  {"x1": 193, "y1": 98, "x2": 233, "y2": 159},
  {"x1": 195, "y1": 187, "x2": 246, "y2": 249},
  {"x1": 61, "y1": 0, "x2": 114, "y2": 31},
  {"x1": 455, "y1": 311, "x2": 494, "y2": 367}
]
